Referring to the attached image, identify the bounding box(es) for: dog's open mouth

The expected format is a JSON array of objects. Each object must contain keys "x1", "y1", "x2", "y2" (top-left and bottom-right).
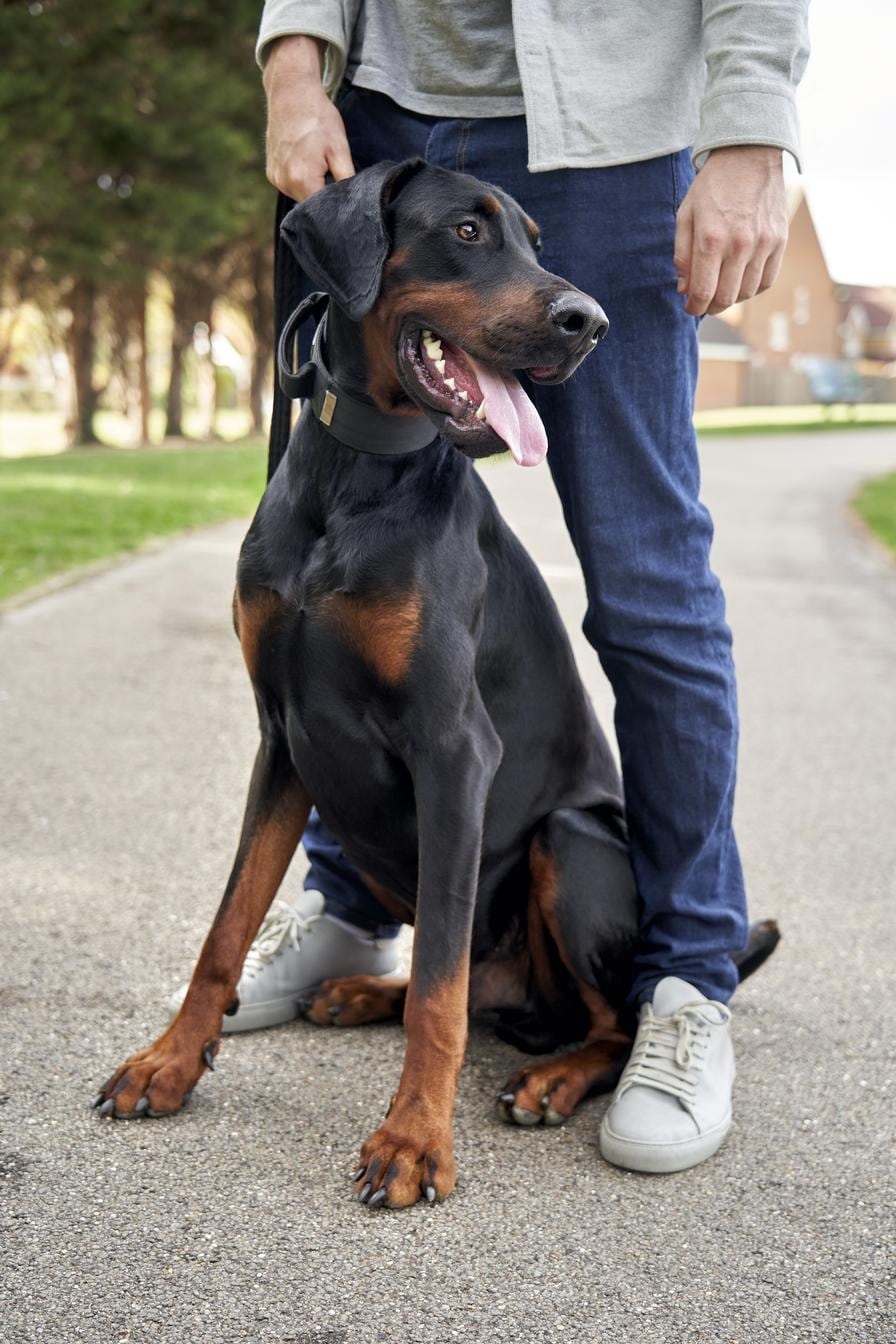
[{"x1": 397, "y1": 326, "x2": 560, "y2": 466}]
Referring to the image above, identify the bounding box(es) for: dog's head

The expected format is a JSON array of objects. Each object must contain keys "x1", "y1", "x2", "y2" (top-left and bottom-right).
[{"x1": 281, "y1": 159, "x2": 608, "y2": 465}]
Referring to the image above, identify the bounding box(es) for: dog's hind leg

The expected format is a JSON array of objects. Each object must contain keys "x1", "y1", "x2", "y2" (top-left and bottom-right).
[
  {"x1": 91, "y1": 731, "x2": 310, "y2": 1119},
  {"x1": 304, "y1": 974, "x2": 409, "y2": 1027},
  {"x1": 498, "y1": 806, "x2": 638, "y2": 1128}
]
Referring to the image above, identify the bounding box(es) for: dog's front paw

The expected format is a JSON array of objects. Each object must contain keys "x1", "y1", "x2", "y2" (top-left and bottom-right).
[
  {"x1": 352, "y1": 1117, "x2": 455, "y2": 1210},
  {"x1": 90, "y1": 1028, "x2": 219, "y2": 1119}
]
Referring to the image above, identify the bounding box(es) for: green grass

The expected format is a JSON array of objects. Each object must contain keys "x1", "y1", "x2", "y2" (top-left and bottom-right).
[
  {"x1": 854, "y1": 471, "x2": 896, "y2": 555},
  {"x1": 0, "y1": 440, "x2": 266, "y2": 602},
  {"x1": 695, "y1": 403, "x2": 896, "y2": 436}
]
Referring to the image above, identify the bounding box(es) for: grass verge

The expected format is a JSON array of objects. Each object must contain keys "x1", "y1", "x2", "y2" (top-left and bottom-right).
[
  {"x1": 853, "y1": 470, "x2": 896, "y2": 555},
  {"x1": 0, "y1": 440, "x2": 266, "y2": 603},
  {"x1": 695, "y1": 403, "x2": 896, "y2": 436}
]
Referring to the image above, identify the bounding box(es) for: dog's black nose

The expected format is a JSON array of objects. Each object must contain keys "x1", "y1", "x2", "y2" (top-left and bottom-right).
[{"x1": 549, "y1": 293, "x2": 609, "y2": 345}]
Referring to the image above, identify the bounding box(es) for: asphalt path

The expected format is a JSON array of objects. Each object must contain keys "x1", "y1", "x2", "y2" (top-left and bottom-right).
[{"x1": 1, "y1": 430, "x2": 894, "y2": 1343}]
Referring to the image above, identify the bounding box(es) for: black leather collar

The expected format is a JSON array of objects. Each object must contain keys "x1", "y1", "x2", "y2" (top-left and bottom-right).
[{"x1": 277, "y1": 291, "x2": 445, "y2": 455}]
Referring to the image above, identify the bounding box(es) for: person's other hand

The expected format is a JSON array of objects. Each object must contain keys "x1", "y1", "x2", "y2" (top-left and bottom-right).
[
  {"x1": 674, "y1": 146, "x2": 788, "y2": 317},
  {"x1": 263, "y1": 35, "x2": 355, "y2": 201}
]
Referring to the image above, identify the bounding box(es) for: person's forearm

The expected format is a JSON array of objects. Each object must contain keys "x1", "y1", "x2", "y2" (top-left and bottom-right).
[
  {"x1": 262, "y1": 33, "x2": 325, "y2": 91},
  {"x1": 262, "y1": 31, "x2": 354, "y2": 200}
]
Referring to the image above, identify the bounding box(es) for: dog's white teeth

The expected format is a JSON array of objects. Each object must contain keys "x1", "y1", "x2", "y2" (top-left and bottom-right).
[
  {"x1": 424, "y1": 339, "x2": 442, "y2": 360},
  {"x1": 475, "y1": 404, "x2": 487, "y2": 420},
  {"x1": 435, "y1": 359, "x2": 446, "y2": 376},
  {"x1": 458, "y1": 390, "x2": 469, "y2": 402},
  {"x1": 444, "y1": 377, "x2": 456, "y2": 391},
  {"x1": 422, "y1": 329, "x2": 433, "y2": 340}
]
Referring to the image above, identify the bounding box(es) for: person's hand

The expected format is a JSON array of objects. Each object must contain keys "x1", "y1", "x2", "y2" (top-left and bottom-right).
[
  {"x1": 263, "y1": 35, "x2": 355, "y2": 201},
  {"x1": 674, "y1": 146, "x2": 788, "y2": 317}
]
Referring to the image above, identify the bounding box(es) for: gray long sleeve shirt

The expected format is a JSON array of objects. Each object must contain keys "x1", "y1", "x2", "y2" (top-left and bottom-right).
[{"x1": 257, "y1": 1, "x2": 809, "y2": 172}]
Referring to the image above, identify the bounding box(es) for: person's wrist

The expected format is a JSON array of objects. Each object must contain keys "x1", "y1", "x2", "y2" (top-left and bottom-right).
[
  {"x1": 263, "y1": 34, "x2": 325, "y2": 93},
  {"x1": 705, "y1": 145, "x2": 783, "y2": 171}
]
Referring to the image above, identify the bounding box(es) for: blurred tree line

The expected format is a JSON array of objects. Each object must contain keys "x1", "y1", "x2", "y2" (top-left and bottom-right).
[{"x1": 0, "y1": 0, "x2": 274, "y2": 445}]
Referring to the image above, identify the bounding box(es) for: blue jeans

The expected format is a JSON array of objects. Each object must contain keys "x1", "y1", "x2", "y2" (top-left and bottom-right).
[{"x1": 301, "y1": 88, "x2": 748, "y2": 1003}]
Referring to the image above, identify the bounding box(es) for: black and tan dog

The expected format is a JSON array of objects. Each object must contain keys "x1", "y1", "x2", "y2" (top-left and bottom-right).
[{"x1": 92, "y1": 160, "x2": 778, "y2": 1208}]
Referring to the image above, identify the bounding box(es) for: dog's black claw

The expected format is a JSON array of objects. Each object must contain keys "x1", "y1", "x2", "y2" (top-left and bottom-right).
[
  {"x1": 328, "y1": 1005, "x2": 341, "y2": 1017},
  {"x1": 358, "y1": 1182, "x2": 372, "y2": 1204},
  {"x1": 367, "y1": 1189, "x2": 387, "y2": 1210},
  {"x1": 134, "y1": 1097, "x2": 150, "y2": 1116},
  {"x1": 352, "y1": 1167, "x2": 366, "y2": 1183},
  {"x1": 425, "y1": 1185, "x2": 436, "y2": 1204},
  {"x1": 224, "y1": 996, "x2": 240, "y2": 1017},
  {"x1": 202, "y1": 1044, "x2": 216, "y2": 1072},
  {"x1": 89, "y1": 1093, "x2": 105, "y2": 1110},
  {"x1": 97, "y1": 1098, "x2": 115, "y2": 1116}
]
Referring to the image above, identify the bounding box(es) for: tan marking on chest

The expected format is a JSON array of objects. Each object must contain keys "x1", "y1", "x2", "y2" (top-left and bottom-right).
[
  {"x1": 236, "y1": 589, "x2": 284, "y2": 681},
  {"x1": 327, "y1": 590, "x2": 422, "y2": 685}
]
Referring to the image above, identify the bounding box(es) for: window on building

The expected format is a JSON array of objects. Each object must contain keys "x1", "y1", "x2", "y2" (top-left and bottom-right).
[
  {"x1": 793, "y1": 286, "x2": 811, "y2": 325},
  {"x1": 769, "y1": 312, "x2": 790, "y2": 352}
]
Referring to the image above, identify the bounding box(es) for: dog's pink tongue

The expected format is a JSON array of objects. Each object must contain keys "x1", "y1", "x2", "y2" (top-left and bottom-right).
[{"x1": 464, "y1": 356, "x2": 548, "y2": 466}]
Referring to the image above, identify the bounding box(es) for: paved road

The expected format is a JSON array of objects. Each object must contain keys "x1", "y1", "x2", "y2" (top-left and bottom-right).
[{"x1": 1, "y1": 431, "x2": 894, "y2": 1344}]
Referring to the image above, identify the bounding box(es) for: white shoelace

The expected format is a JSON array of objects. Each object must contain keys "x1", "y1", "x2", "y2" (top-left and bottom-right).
[
  {"x1": 241, "y1": 899, "x2": 317, "y2": 983},
  {"x1": 617, "y1": 999, "x2": 732, "y2": 1115}
]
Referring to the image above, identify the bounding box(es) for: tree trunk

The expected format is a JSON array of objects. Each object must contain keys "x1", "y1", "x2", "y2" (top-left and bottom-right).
[
  {"x1": 249, "y1": 242, "x2": 274, "y2": 436},
  {"x1": 137, "y1": 282, "x2": 150, "y2": 446},
  {"x1": 67, "y1": 277, "x2": 100, "y2": 446},
  {"x1": 164, "y1": 277, "x2": 193, "y2": 439}
]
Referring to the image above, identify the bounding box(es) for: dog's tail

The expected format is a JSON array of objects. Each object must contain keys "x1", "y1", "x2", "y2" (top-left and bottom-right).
[{"x1": 733, "y1": 918, "x2": 781, "y2": 983}]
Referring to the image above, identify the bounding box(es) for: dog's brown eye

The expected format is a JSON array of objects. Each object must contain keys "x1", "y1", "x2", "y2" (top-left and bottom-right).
[{"x1": 455, "y1": 221, "x2": 479, "y2": 241}]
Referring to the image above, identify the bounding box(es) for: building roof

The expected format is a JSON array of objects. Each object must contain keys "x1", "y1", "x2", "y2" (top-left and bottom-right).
[
  {"x1": 699, "y1": 316, "x2": 747, "y2": 347},
  {"x1": 698, "y1": 315, "x2": 751, "y2": 360},
  {"x1": 842, "y1": 290, "x2": 896, "y2": 332}
]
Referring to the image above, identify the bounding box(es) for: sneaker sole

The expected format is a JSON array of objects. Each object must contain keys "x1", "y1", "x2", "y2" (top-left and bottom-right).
[
  {"x1": 599, "y1": 1110, "x2": 732, "y2": 1174},
  {"x1": 220, "y1": 990, "x2": 314, "y2": 1034}
]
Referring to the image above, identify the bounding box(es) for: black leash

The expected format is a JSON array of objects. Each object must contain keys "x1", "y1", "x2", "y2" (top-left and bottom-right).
[{"x1": 267, "y1": 191, "x2": 301, "y2": 485}]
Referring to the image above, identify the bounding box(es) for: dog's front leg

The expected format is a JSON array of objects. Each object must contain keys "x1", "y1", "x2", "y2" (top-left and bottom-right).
[
  {"x1": 92, "y1": 732, "x2": 309, "y2": 1117},
  {"x1": 354, "y1": 699, "x2": 502, "y2": 1209}
]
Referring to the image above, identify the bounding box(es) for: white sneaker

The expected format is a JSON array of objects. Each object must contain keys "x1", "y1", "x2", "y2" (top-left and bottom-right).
[
  {"x1": 599, "y1": 977, "x2": 734, "y2": 1173},
  {"x1": 167, "y1": 890, "x2": 402, "y2": 1034}
]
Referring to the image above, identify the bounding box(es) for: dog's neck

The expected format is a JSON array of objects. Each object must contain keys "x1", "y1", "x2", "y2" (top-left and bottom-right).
[
  {"x1": 292, "y1": 299, "x2": 443, "y2": 458},
  {"x1": 323, "y1": 303, "x2": 375, "y2": 403},
  {"x1": 325, "y1": 302, "x2": 422, "y2": 417}
]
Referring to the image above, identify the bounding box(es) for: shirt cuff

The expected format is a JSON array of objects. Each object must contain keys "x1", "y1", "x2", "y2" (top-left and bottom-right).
[
  {"x1": 256, "y1": 3, "x2": 348, "y2": 94},
  {"x1": 693, "y1": 86, "x2": 803, "y2": 172}
]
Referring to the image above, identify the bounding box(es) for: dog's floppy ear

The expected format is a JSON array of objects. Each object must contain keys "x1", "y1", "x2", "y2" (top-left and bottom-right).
[{"x1": 280, "y1": 159, "x2": 426, "y2": 321}]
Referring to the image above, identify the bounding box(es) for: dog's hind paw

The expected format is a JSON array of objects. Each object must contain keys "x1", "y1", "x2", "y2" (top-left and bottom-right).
[{"x1": 304, "y1": 975, "x2": 408, "y2": 1028}]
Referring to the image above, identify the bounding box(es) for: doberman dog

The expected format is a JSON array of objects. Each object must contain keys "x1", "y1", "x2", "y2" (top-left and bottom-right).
[{"x1": 92, "y1": 160, "x2": 779, "y2": 1208}]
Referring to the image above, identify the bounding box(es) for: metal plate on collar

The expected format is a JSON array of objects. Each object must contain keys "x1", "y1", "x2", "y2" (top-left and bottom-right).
[{"x1": 320, "y1": 390, "x2": 338, "y2": 426}]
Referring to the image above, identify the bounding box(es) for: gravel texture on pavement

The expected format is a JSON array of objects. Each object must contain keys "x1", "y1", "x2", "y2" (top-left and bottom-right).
[{"x1": 1, "y1": 430, "x2": 894, "y2": 1343}]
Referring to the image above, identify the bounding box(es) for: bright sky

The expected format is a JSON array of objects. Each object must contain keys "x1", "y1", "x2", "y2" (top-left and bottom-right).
[{"x1": 793, "y1": 0, "x2": 896, "y2": 286}]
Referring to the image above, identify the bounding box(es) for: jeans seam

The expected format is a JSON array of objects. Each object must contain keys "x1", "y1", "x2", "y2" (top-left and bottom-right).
[
  {"x1": 456, "y1": 120, "x2": 472, "y2": 173},
  {"x1": 423, "y1": 121, "x2": 439, "y2": 164}
]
